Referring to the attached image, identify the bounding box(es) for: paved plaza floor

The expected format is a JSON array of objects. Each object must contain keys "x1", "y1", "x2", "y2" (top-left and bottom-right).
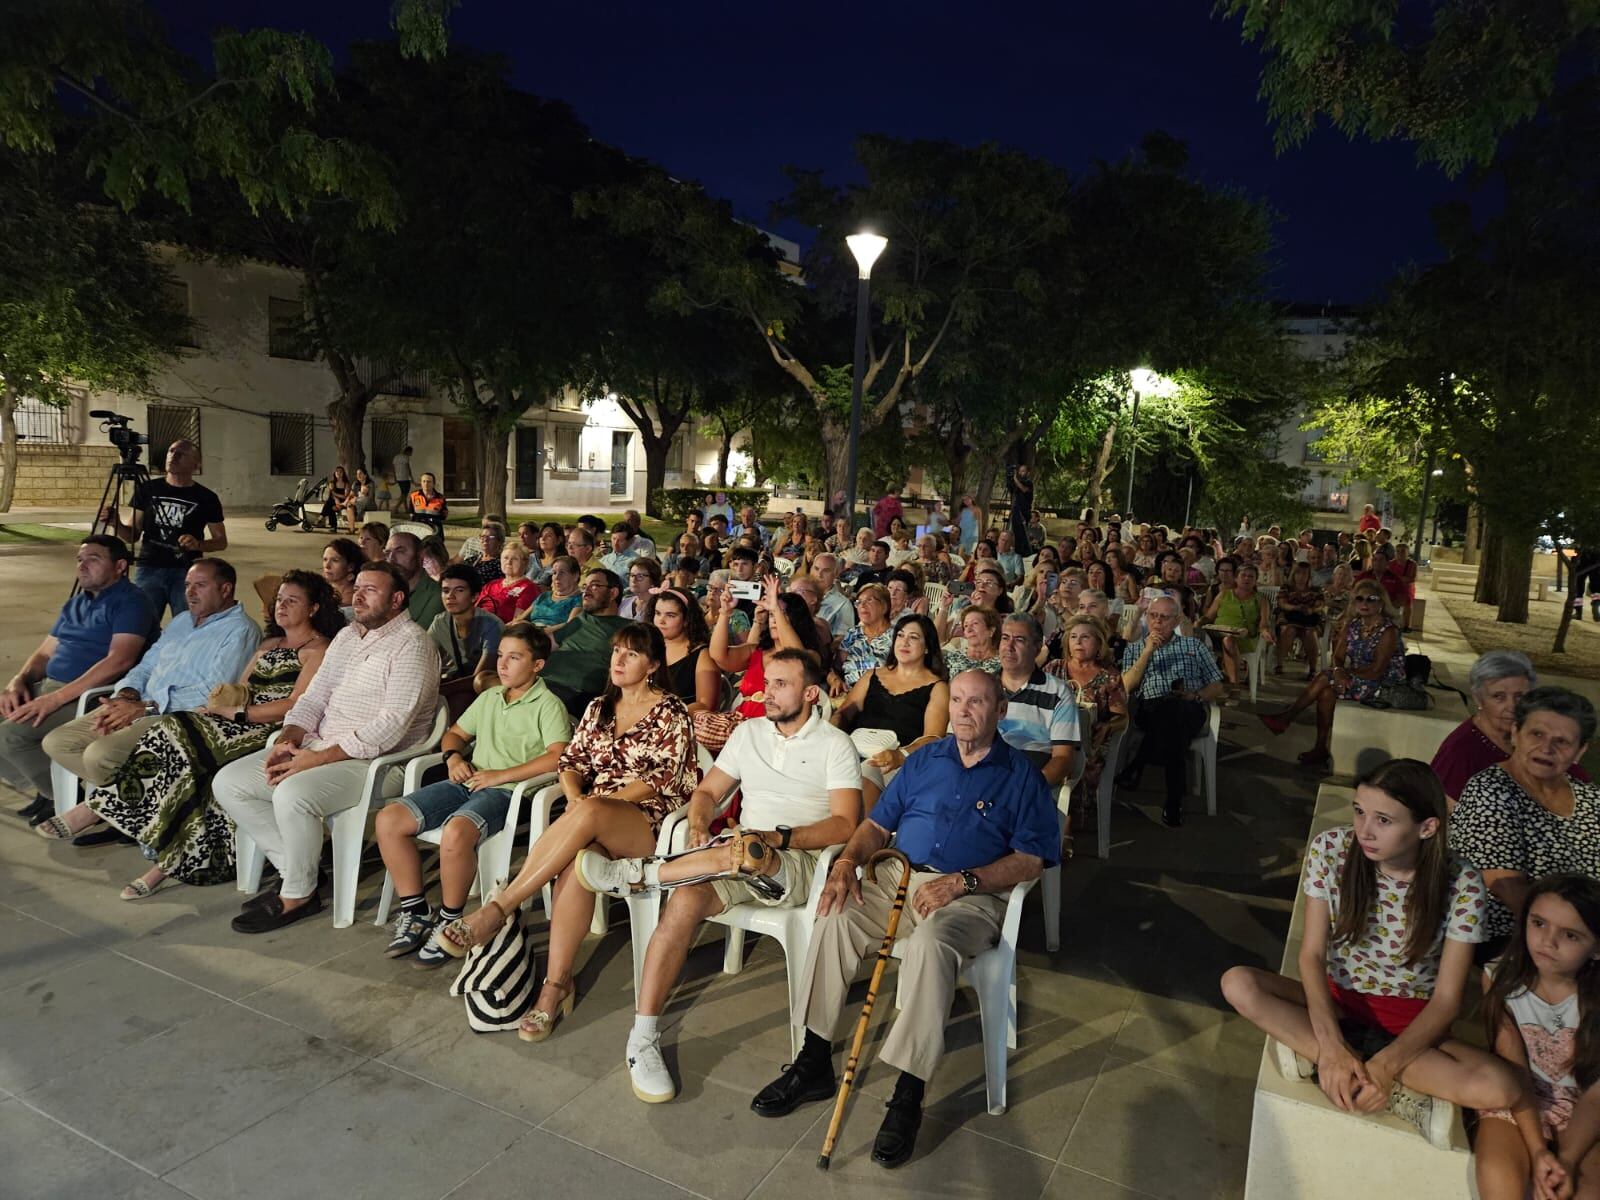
[{"x1": 0, "y1": 512, "x2": 1535, "y2": 1200}]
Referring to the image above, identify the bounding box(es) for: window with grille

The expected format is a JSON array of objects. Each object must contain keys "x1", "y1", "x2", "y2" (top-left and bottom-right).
[
  {"x1": 14, "y1": 398, "x2": 71, "y2": 445},
  {"x1": 147, "y1": 405, "x2": 202, "y2": 473},
  {"x1": 268, "y1": 296, "x2": 315, "y2": 360},
  {"x1": 165, "y1": 280, "x2": 197, "y2": 347},
  {"x1": 551, "y1": 426, "x2": 582, "y2": 471},
  {"x1": 371, "y1": 417, "x2": 408, "y2": 478},
  {"x1": 269, "y1": 412, "x2": 315, "y2": 476}
]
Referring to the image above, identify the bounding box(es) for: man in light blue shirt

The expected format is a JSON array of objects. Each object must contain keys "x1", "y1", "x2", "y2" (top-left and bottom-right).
[
  {"x1": 811, "y1": 554, "x2": 855, "y2": 638},
  {"x1": 42, "y1": 559, "x2": 260, "y2": 787}
]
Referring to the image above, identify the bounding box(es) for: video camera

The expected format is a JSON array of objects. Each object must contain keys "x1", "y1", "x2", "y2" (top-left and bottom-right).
[{"x1": 90, "y1": 409, "x2": 147, "y2": 467}]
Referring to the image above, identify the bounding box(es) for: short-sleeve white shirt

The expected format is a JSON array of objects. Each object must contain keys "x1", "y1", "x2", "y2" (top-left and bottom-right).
[{"x1": 715, "y1": 709, "x2": 862, "y2": 830}]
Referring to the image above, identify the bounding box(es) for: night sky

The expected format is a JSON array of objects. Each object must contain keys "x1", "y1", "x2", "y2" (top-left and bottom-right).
[{"x1": 153, "y1": 0, "x2": 1471, "y2": 303}]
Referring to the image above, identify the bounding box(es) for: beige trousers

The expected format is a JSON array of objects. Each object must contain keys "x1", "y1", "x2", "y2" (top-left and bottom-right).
[
  {"x1": 41, "y1": 711, "x2": 158, "y2": 787},
  {"x1": 796, "y1": 867, "x2": 1004, "y2": 1082}
]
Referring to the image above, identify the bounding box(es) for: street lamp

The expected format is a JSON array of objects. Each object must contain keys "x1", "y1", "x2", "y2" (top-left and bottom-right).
[{"x1": 843, "y1": 231, "x2": 887, "y2": 531}]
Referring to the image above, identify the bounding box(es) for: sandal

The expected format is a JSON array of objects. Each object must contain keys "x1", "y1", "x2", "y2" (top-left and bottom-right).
[
  {"x1": 120, "y1": 874, "x2": 176, "y2": 901},
  {"x1": 1297, "y1": 749, "x2": 1332, "y2": 768},
  {"x1": 518, "y1": 977, "x2": 576, "y2": 1043},
  {"x1": 435, "y1": 897, "x2": 508, "y2": 959},
  {"x1": 35, "y1": 812, "x2": 96, "y2": 841}
]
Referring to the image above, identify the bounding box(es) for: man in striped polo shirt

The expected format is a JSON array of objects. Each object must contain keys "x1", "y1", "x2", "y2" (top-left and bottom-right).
[{"x1": 996, "y1": 612, "x2": 1080, "y2": 788}]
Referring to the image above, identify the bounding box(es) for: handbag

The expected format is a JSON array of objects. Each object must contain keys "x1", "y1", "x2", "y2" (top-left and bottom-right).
[
  {"x1": 207, "y1": 682, "x2": 251, "y2": 710},
  {"x1": 449, "y1": 891, "x2": 537, "y2": 1033},
  {"x1": 848, "y1": 727, "x2": 901, "y2": 760}
]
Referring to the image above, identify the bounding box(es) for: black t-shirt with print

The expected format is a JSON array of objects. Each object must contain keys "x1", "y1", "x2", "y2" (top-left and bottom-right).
[{"x1": 135, "y1": 480, "x2": 224, "y2": 568}]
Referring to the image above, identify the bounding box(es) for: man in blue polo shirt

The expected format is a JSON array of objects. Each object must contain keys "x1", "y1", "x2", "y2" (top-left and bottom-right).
[
  {"x1": 748, "y1": 669, "x2": 1058, "y2": 1169},
  {"x1": 0, "y1": 536, "x2": 155, "y2": 820}
]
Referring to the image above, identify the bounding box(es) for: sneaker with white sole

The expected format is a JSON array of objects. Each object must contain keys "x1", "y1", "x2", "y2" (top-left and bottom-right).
[
  {"x1": 1271, "y1": 1039, "x2": 1314, "y2": 1080},
  {"x1": 575, "y1": 849, "x2": 651, "y2": 898},
  {"x1": 412, "y1": 925, "x2": 453, "y2": 970},
  {"x1": 1386, "y1": 1082, "x2": 1455, "y2": 1149},
  {"x1": 384, "y1": 907, "x2": 436, "y2": 958},
  {"x1": 628, "y1": 1035, "x2": 675, "y2": 1103}
]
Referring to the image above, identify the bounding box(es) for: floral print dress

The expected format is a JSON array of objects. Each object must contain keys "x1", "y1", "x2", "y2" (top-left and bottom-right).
[{"x1": 558, "y1": 692, "x2": 696, "y2": 833}]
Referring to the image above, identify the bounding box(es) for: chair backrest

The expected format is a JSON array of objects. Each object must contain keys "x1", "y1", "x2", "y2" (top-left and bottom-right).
[
  {"x1": 391, "y1": 520, "x2": 434, "y2": 539},
  {"x1": 924, "y1": 581, "x2": 948, "y2": 611}
]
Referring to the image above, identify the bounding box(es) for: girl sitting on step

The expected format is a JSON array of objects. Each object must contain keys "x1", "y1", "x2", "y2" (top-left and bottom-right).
[
  {"x1": 1220, "y1": 758, "x2": 1521, "y2": 1146},
  {"x1": 1477, "y1": 874, "x2": 1600, "y2": 1200}
]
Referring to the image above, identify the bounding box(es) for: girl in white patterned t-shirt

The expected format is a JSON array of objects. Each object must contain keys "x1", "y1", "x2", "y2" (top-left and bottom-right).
[
  {"x1": 1478, "y1": 875, "x2": 1600, "y2": 1200},
  {"x1": 1222, "y1": 759, "x2": 1521, "y2": 1141}
]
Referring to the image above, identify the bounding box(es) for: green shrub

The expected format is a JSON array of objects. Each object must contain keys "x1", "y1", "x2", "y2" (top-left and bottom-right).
[{"x1": 653, "y1": 486, "x2": 772, "y2": 521}]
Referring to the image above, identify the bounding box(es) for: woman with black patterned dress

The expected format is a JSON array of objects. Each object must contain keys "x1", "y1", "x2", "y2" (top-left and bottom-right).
[{"x1": 84, "y1": 572, "x2": 343, "y2": 898}]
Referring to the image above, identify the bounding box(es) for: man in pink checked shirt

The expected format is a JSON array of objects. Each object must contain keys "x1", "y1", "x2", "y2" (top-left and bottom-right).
[{"x1": 215, "y1": 561, "x2": 440, "y2": 934}]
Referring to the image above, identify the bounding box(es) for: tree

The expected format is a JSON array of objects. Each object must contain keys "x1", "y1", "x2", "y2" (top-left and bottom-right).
[
  {"x1": 0, "y1": 152, "x2": 188, "y2": 510},
  {"x1": 594, "y1": 136, "x2": 1071, "y2": 502},
  {"x1": 1220, "y1": 0, "x2": 1600, "y2": 174}
]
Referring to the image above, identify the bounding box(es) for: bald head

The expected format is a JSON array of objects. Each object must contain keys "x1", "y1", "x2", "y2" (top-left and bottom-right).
[{"x1": 949, "y1": 669, "x2": 1005, "y2": 747}]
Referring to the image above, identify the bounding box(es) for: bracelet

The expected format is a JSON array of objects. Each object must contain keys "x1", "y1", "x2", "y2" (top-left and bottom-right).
[{"x1": 444, "y1": 748, "x2": 465, "y2": 762}]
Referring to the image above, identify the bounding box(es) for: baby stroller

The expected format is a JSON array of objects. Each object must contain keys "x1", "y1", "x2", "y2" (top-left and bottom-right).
[{"x1": 265, "y1": 476, "x2": 328, "y2": 532}]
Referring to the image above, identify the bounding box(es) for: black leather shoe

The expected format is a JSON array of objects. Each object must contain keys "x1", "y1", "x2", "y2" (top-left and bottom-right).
[
  {"x1": 871, "y1": 1096, "x2": 923, "y2": 1167},
  {"x1": 231, "y1": 892, "x2": 322, "y2": 934},
  {"x1": 241, "y1": 877, "x2": 284, "y2": 912},
  {"x1": 1162, "y1": 805, "x2": 1184, "y2": 829},
  {"x1": 18, "y1": 793, "x2": 51, "y2": 822},
  {"x1": 750, "y1": 1060, "x2": 835, "y2": 1117},
  {"x1": 72, "y1": 825, "x2": 135, "y2": 848}
]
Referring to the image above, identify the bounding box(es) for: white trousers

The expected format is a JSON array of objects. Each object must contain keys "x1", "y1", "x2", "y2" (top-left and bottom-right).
[{"x1": 213, "y1": 750, "x2": 371, "y2": 899}]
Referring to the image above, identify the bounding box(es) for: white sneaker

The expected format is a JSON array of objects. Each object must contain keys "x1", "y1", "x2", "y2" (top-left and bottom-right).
[
  {"x1": 1271, "y1": 1039, "x2": 1314, "y2": 1080},
  {"x1": 627, "y1": 1035, "x2": 675, "y2": 1103},
  {"x1": 1387, "y1": 1083, "x2": 1455, "y2": 1149},
  {"x1": 574, "y1": 850, "x2": 648, "y2": 898}
]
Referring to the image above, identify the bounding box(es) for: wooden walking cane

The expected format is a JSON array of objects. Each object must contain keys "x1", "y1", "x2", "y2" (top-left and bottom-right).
[{"x1": 817, "y1": 847, "x2": 913, "y2": 1170}]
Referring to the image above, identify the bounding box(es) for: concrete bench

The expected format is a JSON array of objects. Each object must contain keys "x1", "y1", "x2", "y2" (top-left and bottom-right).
[
  {"x1": 1244, "y1": 783, "x2": 1479, "y2": 1199},
  {"x1": 1329, "y1": 687, "x2": 1465, "y2": 778}
]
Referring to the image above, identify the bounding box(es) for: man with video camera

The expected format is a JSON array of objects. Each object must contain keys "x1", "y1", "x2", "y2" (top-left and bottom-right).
[{"x1": 99, "y1": 437, "x2": 227, "y2": 622}]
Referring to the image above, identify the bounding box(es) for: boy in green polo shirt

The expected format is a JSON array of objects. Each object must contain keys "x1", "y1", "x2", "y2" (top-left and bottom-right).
[{"x1": 375, "y1": 623, "x2": 572, "y2": 966}]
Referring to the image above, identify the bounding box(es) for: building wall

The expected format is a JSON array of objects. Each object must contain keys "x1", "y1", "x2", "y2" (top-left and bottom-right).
[{"x1": 1279, "y1": 311, "x2": 1386, "y2": 527}]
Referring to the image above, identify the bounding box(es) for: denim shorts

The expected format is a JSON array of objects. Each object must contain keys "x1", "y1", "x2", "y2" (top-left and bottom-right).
[{"x1": 395, "y1": 779, "x2": 514, "y2": 838}]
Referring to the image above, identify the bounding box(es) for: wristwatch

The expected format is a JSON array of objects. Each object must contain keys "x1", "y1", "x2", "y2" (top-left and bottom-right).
[
  {"x1": 444, "y1": 748, "x2": 465, "y2": 762},
  {"x1": 959, "y1": 869, "x2": 980, "y2": 895},
  {"x1": 234, "y1": 707, "x2": 247, "y2": 724},
  {"x1": 774, "y1": 825, "x2": 792, "y2": 850}
]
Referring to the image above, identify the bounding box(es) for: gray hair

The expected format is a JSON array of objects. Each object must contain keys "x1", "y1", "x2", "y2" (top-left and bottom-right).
[
  {"x1": 1079, "y1": 588, "x2": 1109, "y2": 606},
  {"x1": 1147, "y1": 593, "x2": 1182, "y2": 617},
  {"x1": 1515, "y1": 686, "x2": 1598, "y2": 745},
  {"x1": 1001, "y1": 611, "x2": 1043, "y2": 645},
  {"x1": 813, "y1": 552, "x2": 838, "y2": 572},
  {"x1": 1468, "y1": 650, "x2": 1536, "y2": 695}
]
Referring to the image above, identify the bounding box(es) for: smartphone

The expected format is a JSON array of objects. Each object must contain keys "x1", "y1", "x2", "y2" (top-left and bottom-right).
[
  {"x1": 948, "y1": 581, "x2": 974, "y2": 598},
  {"x1": 729, "y1": 580, "x2": 762, "y2": 602},
  {"x1": 1045, "y1": 572, "x2": 1060, "y2": 594}
]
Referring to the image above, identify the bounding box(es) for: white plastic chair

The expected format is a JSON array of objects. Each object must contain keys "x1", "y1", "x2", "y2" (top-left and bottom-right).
[
  {"x1": 923, "y1": 581, "x2": 948, "y2": 612},
  {"x1": 1041, "y1": 706, "x2": 1091, "y2": 953},
  {"x1": 892, "y1": 877, "x2": 1036, "y2": 1116},
  {"x1": 1190, "y1": 703, "x2": 1221, "y2": 817},
  {"x1": 372, "y1": 758, "x2": 558, "y2": 927},
  {"x1": 50, "y1": 685, "x2": 113, "y2": 814},
  {"x1": 706, "y1": 840, "x2": 841, "y2": 1058},
  {"x1": 390, "y1": 520, "x2": 435, "y2": 540},
  {"x1": 1242, "y1": 638, "x2": 1267, "y2": 702},
  {"x1": 235, "y1": 703, "x2": 449, "y2": 929},
  {"x1": 1093, "y1": 726, "x2": 1130, "y2": 860}
]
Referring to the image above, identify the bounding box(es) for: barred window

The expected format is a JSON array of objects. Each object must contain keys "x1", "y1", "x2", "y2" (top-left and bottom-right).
[
  {"x1": 269, "y1": 412, "x2": 315, "y2": 476},
  {"x1": 148, "y1": 405, "x2": 202, "y2": 473},
  {"x1": 552, "y1": 427, "x2": 582, "y2": 471},
  {"x1": 371, "y1": 417, "x2": 408, "y2": 476}
]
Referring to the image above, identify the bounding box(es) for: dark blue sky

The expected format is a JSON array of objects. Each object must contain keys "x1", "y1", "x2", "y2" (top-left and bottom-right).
[{"x1": 156, "y1": 0, "x2": 1469, "y2": 302}]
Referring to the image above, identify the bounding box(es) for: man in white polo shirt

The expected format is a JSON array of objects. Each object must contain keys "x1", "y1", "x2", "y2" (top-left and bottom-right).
[{"x1": 574, "y1": 647, "x2": 862, "y2": 1104}]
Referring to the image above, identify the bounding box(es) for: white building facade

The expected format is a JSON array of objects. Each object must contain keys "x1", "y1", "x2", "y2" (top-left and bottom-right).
[{"x1": 18, "y1": 252, "x2": 741, "y2": 514}]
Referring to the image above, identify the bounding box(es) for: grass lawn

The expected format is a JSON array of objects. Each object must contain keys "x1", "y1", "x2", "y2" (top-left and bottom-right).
[{"x1": 0, "y1": 522, "x2": 89, "y2": 547}]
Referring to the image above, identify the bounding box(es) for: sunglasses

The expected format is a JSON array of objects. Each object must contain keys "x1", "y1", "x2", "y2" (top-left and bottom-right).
[{"x1": 1355, "y1": 594, "x2": 1381, "y2": 603}]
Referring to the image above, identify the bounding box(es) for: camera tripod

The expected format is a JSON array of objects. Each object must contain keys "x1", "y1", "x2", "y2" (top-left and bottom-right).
[{"x1": 74, "y1": 460, "x2": 151, "y2": 600}]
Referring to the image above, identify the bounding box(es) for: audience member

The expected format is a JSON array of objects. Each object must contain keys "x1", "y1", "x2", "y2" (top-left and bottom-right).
[
  {"x1": 527, "y1": 521, "x2": 565, "y2": 584},
  {"x1": 620, "y1": 557, "x2": 663, "y2": 620},
  {"x1": 1116, "y1": 595, "x2": 1223, "y2": 827},
  {"x1": 377, "y1": 623, "x2": 571, "y2": 967},
  {"x1": 1, "y1": 537, "x2": 155, "y2": 819},
  {"x1": 833, "y1": 614, "x2": 950, "y2": 797},
  {"x1": 540, "y1": 568, "x2": 632, "y2": 718},
  {"x1": 476, "y1": 543, "x2": 538, "y2": 623},
  {"x1": 996, "y1": 613, "x2": 1080, "y2": 789},
  {"x1": 1260, "y1": 581, "x2": 1405, "y2": 769},
  {"x1": 1450, "y1": 687, "x2": 1600, "y2": 961},
  {"x1": 839, "y1": 583, "x2": 895, "y2": 688},
  {"x1": 38, "y1": 559, "x2": 260, "y2": 800},
  {"x1": 944, "y1": 605, "x2": 1002, "y2": 677},
  {"x1": 810, "y1": 554, "x2": 854, "y2": 638},
  {"x1": 748, "y1": 670, "x2": 1055, "y2": 1166},
  {"x1": 462, "y1": 520, "x2": 506, "y2": 588},
  {"x1": 321, "y1": 537, "x2": 363, "y2": 610},
  {"x1": 407, "y1": 472, "x2": 448, "y2": 533},
  {"x1": 64, "y1": 572, "x2": 342, "y2": 898},
  {"x1": 575, "y1": 647, "x2": 862, "y2": 1102},
  {"x1": 527, "y1": 555, "x2": 582, "y2": 629},
  {"x1": 429, "y1": 565, "x2": 503, "y2": 694},
  {"x1": 565, "y1": 524, "x2": 600, "y2": 575},
  {"x1": 646, "y1": 589, "x2": 720, "y2": 713},
  {"x1": 601, "y1": 522, "x2": 647, "y2": 573},
  {"x1": 385, "y1": 531, "x2": 444, "y2": 628},
  {"x1": 432, "y1": 623, "x2": 695, "y2": 1042},
  {"x1": 359, "y1": 521, "x2": 389, "y2": 563},
  {"x1": 1201, "y1": 560, "x2": 1272, "y2": 691},
  {"x1": 1274, "y1": 561, "x2": 1326, "y2": 679},
  {"x1": 213, "y1": 561, "x2": 440, "y2": 933},
  {"x1": 1055, "y1": 615, "x2": 1128, "y2": 812}
]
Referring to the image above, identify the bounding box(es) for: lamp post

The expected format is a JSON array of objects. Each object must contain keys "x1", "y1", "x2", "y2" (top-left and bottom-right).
[
  {"x1": 1124, "y1": 375, "x2": 1145, "y2": 515},
  {"x1": 843, "y1": 231, "x2": 887, "y2": 532}
]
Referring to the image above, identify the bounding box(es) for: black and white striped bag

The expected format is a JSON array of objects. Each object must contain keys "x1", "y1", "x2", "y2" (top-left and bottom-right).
[{"x1": 448, "y1": 894, "x2": 536, "y2": 1033}]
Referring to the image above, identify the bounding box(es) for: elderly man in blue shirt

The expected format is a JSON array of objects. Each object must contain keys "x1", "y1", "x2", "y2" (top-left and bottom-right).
[
  {"x1": 748, "y1": 668, "x2": 1058, "y2": 1169},
  {"x1": 40, "y1": 558, "x2": 260, "y2": 797}
]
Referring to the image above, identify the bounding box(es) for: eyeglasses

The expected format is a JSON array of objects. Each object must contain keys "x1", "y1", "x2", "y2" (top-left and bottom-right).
[{"x1": 1355, "y1": 595, "x2": 1381, "y2": 603}]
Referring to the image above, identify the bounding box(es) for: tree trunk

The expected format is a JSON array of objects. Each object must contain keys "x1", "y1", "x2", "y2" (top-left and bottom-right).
[
  {"x1": 1554, "y1": 569, "x2": 1578, "y2": 652},
  {"x1": 1086, "y1": 420, "x2": 1118, "y2": 514},
  {"x1": 640, "y1": 431, "x2": 669, "y2": 518},
  {"x1": 821, "y1": 416, "x2": 851, "y2": 515},
  {"x1": 0, "y1": 386, "x2": 18, "y2": 514},
  {"x1": 1495, "y1": 529, "x2": 1533, "y2": 625},
  {"x1": 942, "y1": 423, "x2": 970, "y2": 501},
  {"x1": 717, "y1": 425, "x2": 733, "y2": 487},
  {"x1": 479, "y1": 424, "x2": 510, "y2": 520},
  {"x1": 327, "y1": 392, "x2": 370, "y2": 476},
  {"x1": 1475, "y1": 525, "x2": 1506, "y2": 606},
  {"x1": 973, "y1": 459, "x2": 1003, "y2": 531}
]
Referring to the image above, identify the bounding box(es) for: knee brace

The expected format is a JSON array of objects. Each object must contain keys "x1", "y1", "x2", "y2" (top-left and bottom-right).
[{"x1": 654, "y1": 829, "x2": 786, "y2": 900}]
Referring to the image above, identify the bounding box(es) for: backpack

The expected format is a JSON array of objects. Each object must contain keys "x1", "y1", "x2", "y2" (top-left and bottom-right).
[{"x1": 1361, "y1": 653, "x2": 1433, "y2": 712}]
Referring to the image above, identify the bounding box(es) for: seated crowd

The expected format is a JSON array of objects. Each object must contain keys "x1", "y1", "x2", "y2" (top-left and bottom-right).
[{"x1": 5, "y1": 492, "x2": 1597, "y2": 1181}]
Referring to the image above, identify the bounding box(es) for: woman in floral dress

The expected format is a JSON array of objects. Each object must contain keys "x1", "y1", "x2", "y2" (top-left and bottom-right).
[
  {"x1": 81, "y1": 571, "x2": 343, "y2": 898},
  {"x1": 1055, "y1": 615, "x2": 1128, "y2": 820},
  {"x1": 435, "y1": 621, "x2": 695, "y2": 1040}
]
